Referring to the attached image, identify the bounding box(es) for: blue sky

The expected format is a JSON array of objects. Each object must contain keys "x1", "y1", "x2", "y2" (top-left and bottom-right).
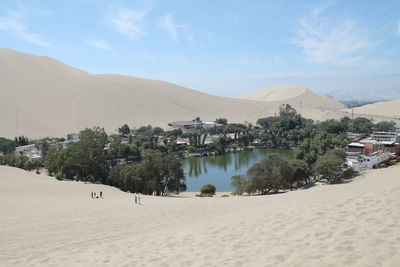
[{"x1": 1, "y1": 0, "x2": 400, "y2": 100}]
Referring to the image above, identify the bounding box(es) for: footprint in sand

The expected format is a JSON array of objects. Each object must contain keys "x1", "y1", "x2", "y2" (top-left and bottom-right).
[{"x1": 342, "y1": 228, "x2": 357, "y2": 236}]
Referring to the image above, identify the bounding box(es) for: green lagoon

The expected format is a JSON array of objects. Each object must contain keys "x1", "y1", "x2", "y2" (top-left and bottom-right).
[{"x1": 183, "y1": 148, "x2": 294, "y2": 192}]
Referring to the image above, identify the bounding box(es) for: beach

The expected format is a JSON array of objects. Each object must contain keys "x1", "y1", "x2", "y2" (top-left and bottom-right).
[{"x1": 1, "y1": 165, "x2": 400, "y2": 266}]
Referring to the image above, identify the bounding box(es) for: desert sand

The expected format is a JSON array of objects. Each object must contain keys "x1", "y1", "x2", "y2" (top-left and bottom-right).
[
  {"x1": 351, "y1": 99, "x2": 400, "y2": 119},
  {"x1": 1, "y1": 49, "x2": 346, "y2": 138},
  {"x1": 1, "y1": 165, "x2": 400, "y2": 266},
  {"x1": 237, "y1": 85, "x2": 346, "y2": 111},
  {"x1": 237, "y1": 86, "x2": 348, "y2": 124}
]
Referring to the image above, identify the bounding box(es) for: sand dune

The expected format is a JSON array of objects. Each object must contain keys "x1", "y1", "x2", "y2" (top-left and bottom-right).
[
  {"x1": 237, "y1": 86, "x2": 346, "y2": 112},
  {"x1": 1, "y1": 49, "x2": 346, "y2": 138},
  {"x1": 238, "y1": 86, "x2": 308, "y2": 102},
  {"x1": 1, "y1": 165, "x2": 400, "y2": 266},
  {"x1": 352, "y1": 99, "x2": 400, "y2": 119}
]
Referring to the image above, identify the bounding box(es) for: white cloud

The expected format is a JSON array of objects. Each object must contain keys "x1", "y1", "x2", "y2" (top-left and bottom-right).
[
  {"x1": 108, "y1": 7, "x2": 149, "y2": 38},
  {"x1": 294, "y1": 6, "x2": 370, "y2": 65},
  {"x1": 159, "y1": 13, "x2": 194, "y2": 43},
  {"x1": 84, "y1": 38, "x2": 111, "y2": 50},
  {"x1": 159, "y1": 13, "x2": 178, "y2": 41},
  {"x1": 181, "y1": 25, "x2": 194, "y2": 43},
  {"x1": 0, "y1": 11, "x2": 49, "y2": 46},
  {"x1": 311, "y1": 1, "x2": 333, "y2": 16}
]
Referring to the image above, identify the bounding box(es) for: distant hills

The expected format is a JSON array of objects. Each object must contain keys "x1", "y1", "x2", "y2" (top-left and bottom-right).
[
  {"x1": 0, "y1": 48, "x2": 397, "y2": 138},
  {"x1": 351, "y1": 99, "x2": 400, "y2": 119},
  {"x1": 237, "y1": 86, "x2": 346, "y2": 112}
]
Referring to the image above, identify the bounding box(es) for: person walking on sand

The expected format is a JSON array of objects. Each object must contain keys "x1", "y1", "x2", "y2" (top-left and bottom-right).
[
  {"x1": 138, "y1": 196, "x2": 141, "y2": 205},
  {"x1": 91, "y1": 192, "x2": 93, "y2": 199},
  {"x1": 100, "y1": 191, "x2": 103, "y2": 198},
  {"x1": 134, "y1": 195, "x2": 137, "y2": 204}
]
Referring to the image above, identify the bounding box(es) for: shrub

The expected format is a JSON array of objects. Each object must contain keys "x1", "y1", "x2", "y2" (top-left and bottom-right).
[
  {"x1": 195, "y1": 193, "x2": 213, "y2": 197},
  {"x1": 200, "y1": 183, "x2": 216, "y2": 195},
  {"x1": 55, "y1": 172, "x2": 63, "y2": 181}
]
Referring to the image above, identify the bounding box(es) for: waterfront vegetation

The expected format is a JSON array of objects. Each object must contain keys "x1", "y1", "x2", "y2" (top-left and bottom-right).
[
  {"x1": 197, "y1": 183, "x2": 216, "y2": 197},
  {"x1": 0, "y1": 104, "x2": 398, "y2": 195}
]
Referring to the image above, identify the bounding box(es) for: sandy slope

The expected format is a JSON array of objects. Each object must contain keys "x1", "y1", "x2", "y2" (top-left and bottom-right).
[
  {"x1": 352, "y1": 99, "x2": 400, "y2": 119},
  {"x1": 1, "y1": 165, "x2": 400, "y2": 266},
  {"x1": 1, "y1": 49, "x2": 346, "y2": 138},
  {"x1": 239, "y1": 86, "x2": 309, "y2": 102},
  {"x1": 237, "y1": 86, "x2": 346, "y2": 112}
]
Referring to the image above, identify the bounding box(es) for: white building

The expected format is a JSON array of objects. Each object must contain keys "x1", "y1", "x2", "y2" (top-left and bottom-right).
[
  {"x1": 169, "y1": 121, "x2": 201, "y2": 131},
  {"x1": 346, "y1": 151, "x2": 390, "y2": 172},
  {"x1": 202, "y1": 122, "x2": 217, "y2": 129},
  {"x1": 370, "y1": 132, "x2": 397, "y2": 143},
  {"x1": 176, "y1": 138, "x2": 190, "y2": 145},
  {"x1": 15, "y1": 144, "x2": 42, "y2": 162}
]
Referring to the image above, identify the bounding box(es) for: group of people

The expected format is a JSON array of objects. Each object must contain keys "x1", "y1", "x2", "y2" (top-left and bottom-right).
[
  {"x1": 134, "y1": 195, "x2": 141, "y2": 205},
  {"x1": 90, "y1": 191, "x2": 142, "y2": 205},
  {"x1": 91, "y1": 191, "x2": 103, "y2": 199}
]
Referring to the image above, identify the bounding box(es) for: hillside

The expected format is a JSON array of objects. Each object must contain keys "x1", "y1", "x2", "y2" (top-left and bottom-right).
[
  {"x1": 2, "y1": 165, "x2": 400, "y2": 266},
  {"x1": 351, "y1": 98, "x2": 400, "y2": 119},
  {"x1": 237, "y1": 86, "x2": 346, "y2": 112},
  {"x1": 1, "y1": 49, "x2": 343, "y2": 138}
]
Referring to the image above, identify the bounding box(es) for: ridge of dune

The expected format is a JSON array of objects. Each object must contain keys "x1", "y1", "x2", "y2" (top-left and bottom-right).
[
  {"x1": 351, "y1": 98, "x2": 400, "y2": 118},
  {"x1": 0, "y1": 49, "x2": 277, "y2": 138},
  {"x1": 237, "y1": 85, "x2": 346, "y2": 112},
  {"x1": 1, "y1": 165, "x2": 400, "y2": 266},
  {"x1": 238, "y1": 86, "x2": 308, "y2": 101},
  {"x1": 0, "y1": 49, "x2": 346, "y2": 138}
]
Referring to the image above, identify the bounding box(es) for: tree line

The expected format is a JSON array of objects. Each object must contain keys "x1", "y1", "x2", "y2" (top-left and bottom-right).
[
  {"x1": 0, "y1": 104, "x2": 397, "y2": 195},
  {"x1": 44, "y1": 127, "x2": 186, "y2": 195}
]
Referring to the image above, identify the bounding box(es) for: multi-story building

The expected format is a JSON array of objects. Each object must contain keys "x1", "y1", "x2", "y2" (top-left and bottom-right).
[
  {"x1": 370, "y1": 132, "x2": 397, "y2": 143},
  {"x1": 346, "y1": 151, "x2": 390, "y2": 172},
  {"x1": 15, "y1": 144, "x2": 42, "y2": 162}
]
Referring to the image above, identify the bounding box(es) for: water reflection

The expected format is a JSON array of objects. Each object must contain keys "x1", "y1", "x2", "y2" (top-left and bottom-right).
[{"x1": 183, "y1": 149, "x2": 294, "y2": 192}]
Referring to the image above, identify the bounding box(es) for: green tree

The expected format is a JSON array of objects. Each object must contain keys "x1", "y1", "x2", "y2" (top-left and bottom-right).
[
  {"x1": 0, "y1": 137, "x2": 16, "y2": 154},
  {"x1": 318, "y1": 119, "x2": 347, "y2": 134},
  {"x1": 118, "y1": 124, "x2": 131, "y2": 135},
  {"x1": 152, "y1": 127, "x2": 165, "y2": 136},
  {"x1": 14, "y1": 136, "x2": 29, "y2": 146},
  {"x1": 47, "y1": 127, "x2": 110, "y2": 182},
  {"x1": 215, "y1": 118, "x2": 228, "y2": 125},
  {"x1": 200, "y1": 184, "x2": 216, "y2": 195},
  {"x1": 246, "y1": 155, "x2": 295, "y2": 194},
  {"x1": 109, "y1": 138, "x2": 141, "y2": 163},
  {"x1": 373, "y1": 121, "x2": 396, "y2": 132},
  {"x1": 314, "y1": 149, "x2": 345, "y2": 183},
  {"x1": 352, "y1": 117, "x2": 374, "y2": 134},
  {"x1": 108, "y1": 150, "x2": 186, "y2": 195},
  {"x1": 291, "y1": 159, "x2": 312, "y2": 185},
  {"x1": 135, "y1": 125, "x2": 153, "y2": 135},
  {"x1": 160, "y1": 154, "x2": 186, "y2": 194},
  {"x1": 44, "y1": 147, "x2": 62, "y2": 176},
  {"x1": 231, "y1": 174, "x2": 248, "y2": 195}
]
